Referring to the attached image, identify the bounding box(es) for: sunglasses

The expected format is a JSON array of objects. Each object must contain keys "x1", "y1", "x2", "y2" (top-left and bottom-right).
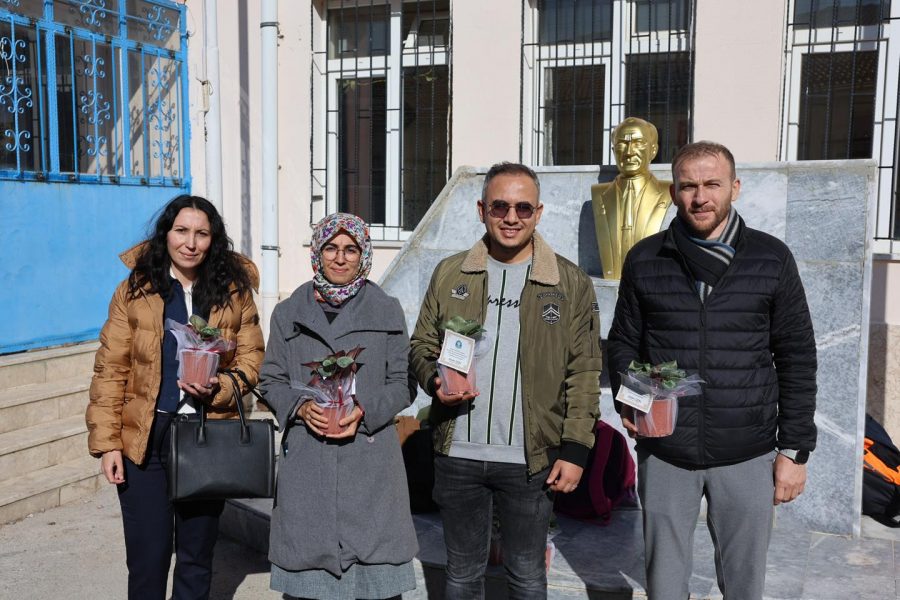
[{"x1": 483, "y1": 200, "x2": 538, "y2": 219}]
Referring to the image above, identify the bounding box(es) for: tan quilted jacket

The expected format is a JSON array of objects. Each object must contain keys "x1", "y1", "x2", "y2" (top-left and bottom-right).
[{"x1": 85, "y1": 243, "x2": 265, "y2": 465}]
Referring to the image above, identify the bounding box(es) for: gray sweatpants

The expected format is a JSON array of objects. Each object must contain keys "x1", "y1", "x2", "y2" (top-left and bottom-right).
[{"x1": 637, "y1": 451, "x2": 776, "y2": 600}]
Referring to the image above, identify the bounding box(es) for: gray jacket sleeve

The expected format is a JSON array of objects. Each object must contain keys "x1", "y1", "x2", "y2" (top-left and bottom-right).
[
  {"x1": 357, "y1": 298, "x2": 416, "y2": 434},
  {"x1": 258, "y1": 308, "x2": 303, "y2": 432}
]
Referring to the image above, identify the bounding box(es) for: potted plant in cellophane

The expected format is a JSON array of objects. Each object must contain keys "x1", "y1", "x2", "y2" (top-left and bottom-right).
[
  {"x1": 294, "y1": 347, "x2": 364, "y2": 435},
  {"x1": 617, "y1": 360, "x2": 704, "y2": 437},
  {"x1": 166, "y1": 315, "x2": 236, "y2": 386},
  {"x1": 436, "y1": 316, "x2": 489, "y2": 395}
]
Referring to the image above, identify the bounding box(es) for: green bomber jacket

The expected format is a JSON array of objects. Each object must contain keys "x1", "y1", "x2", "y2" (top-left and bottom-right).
[{"x1": 409, "y1": 232, "x2": 602, "y2": 475}]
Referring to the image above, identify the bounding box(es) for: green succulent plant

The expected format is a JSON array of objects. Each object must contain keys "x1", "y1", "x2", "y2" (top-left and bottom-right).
[
  {"x1": 627, "y1": 360, "x2": 687, "y2": 390},
  {"x1": 188, "y1": 315, "x2": 222, "y2": 340},
  {"x1": 441, "y1": 316, "x2": 486, "y2": 338},
  {"x1": 303, "y1": 346, "x2": 364, "y2": 384}
]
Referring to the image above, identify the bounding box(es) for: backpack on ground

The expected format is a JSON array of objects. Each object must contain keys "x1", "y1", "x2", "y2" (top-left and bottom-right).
[
  {"x1": 554, "y1": 420, "x2": 636, "y2": 523},
  {"x1": 862, "y1": 413, "x2": 900, "y2": 527}
]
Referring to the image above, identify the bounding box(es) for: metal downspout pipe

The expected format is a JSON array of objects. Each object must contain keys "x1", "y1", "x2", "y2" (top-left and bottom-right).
[
  {"x1": 204, "y1": 0, "x2": 223, "y2": 211},
  {"x1": 260, "y1": 0, "x2": 280, "y2": 339}
]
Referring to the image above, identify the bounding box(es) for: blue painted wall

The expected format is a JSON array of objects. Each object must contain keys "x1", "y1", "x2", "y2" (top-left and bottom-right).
[{"x1": 0, "y1": 181, "x2": 188, "y2": 354}]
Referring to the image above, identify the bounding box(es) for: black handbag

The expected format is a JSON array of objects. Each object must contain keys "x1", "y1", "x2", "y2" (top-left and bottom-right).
[{"x1": 167, "y1": 369, "x2": 275, "y2": 501}]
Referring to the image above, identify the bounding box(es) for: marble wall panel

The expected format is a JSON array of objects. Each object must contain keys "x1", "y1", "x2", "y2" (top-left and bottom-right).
[
  {"x1": 786, "y1": 163, "x2": 871, "y2": 263},
  {"x1": 416, "y1": 174, "x2": 484, "y2": 251},
  {"x1": 593, "y1": 280, "x2": 620, "y2": 340},
  {"x1": 799, "y1": 262, "x2": 865, "y2": 337},
  {"x1": 734, "y1": 167, "x2": 788, "y2": 240}
]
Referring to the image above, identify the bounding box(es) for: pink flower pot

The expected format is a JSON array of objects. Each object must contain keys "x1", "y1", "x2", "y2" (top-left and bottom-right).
[
  {"x1": 438, "y1": 363, "x2": 476, "y2": 395},
  {"x1": 311, "y1": 377, "x2": 354, "y2": 435},
  {"x1": 321, "y1": 403, "x2": 351, "y2": 435},
  {"x1": 180, "y1": 350, "x2": 220, "y2": 386},
  {"x1": 634, "y1": 396, "x2": 677, "y2": 438}
]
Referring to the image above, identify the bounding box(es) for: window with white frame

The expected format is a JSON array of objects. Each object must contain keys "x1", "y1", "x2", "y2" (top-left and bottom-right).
[
  {"x1": 782, "y1": 0, "x2": 900, "y2": 242},
  {"x1": 524, "y1": 0, "x2": 694, "y2": 168},
  {"x1": 313, "y1": 0, "x2": 450, "y2": 241},
  {"x1": 0, "y1": 0, "x2": 187, "y2": 185}
]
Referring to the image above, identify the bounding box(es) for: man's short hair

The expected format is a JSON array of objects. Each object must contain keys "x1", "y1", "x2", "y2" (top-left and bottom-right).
[
  {"x1": 481, "y1": 162, "x2": 541, "y2": 201},
  {"x1": 671, "y1": 141, "x2": 736, "y2": 181}
]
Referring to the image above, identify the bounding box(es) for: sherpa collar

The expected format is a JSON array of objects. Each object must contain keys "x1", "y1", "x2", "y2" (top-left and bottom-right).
[{"x1": 460, "y1": 231, "x2": 559, "y2": 285}]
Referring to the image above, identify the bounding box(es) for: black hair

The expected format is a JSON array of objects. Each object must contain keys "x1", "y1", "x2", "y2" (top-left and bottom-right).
[
  {"x1": 481, "y1": 162, "x2": 541, "y2": 201},
  {"x1": 127, "y1": 194, "x2": 253, "y2": 314}
]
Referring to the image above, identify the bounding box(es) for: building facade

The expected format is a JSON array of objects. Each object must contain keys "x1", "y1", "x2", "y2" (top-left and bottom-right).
[
  {"x1": 2, "y1": 0, "x2": 898, "y2": 432},
  {"x1": 0, "y1": 0, "x2": 190, "y2": 352}
]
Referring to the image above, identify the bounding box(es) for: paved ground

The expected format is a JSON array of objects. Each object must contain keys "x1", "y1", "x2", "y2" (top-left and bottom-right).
[
  {"x1": 4, "y1": 485, "x2": 900, "y2": 599},
  {"x1": 0, "y1": 485, "x2": 276, "y2": 600}
]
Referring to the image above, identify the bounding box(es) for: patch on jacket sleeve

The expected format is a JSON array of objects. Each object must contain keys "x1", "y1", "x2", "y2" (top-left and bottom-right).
[
  {"x1": 591, "y1": 301, "x2": 600, "y2": 313},
  {"x1": 450, "y1": 284, "x2": 470, "y2": 300},
  {"x1": 542, "y1": 303, "x2": 560, "y2": 325},
  {"x1": 537, "y1": 291, "x2": 566, "y2": 301}
]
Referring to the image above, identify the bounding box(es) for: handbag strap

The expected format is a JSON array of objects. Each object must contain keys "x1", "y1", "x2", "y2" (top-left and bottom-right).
[
  {"x1": 220, "y1": 367, "x2": 267, "y2": 406},
  {"x1": 216, "y1": 369, "x2": 251, "y2": 443}
]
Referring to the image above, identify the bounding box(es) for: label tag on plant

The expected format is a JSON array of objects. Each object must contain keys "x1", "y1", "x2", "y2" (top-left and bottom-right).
[
  {"x1": 616, "y1": 381, "x2": 653, "y2": 413},
  {"x1": 438, "y1": 330, "x2": 476, "y2": 374}
]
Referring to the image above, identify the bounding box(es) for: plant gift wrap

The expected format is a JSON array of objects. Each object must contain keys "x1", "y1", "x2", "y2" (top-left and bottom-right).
[
  {"x1": 294, "y1": 347, "x2": 364, "y2": 435},
  {"x1": 166, "y1": 315, "x2": 237, "y2": 386},
  {"x1": 436, "y1": 316, "x2": 491, "y2": 395},
  {"x1": 616, "y1": 360, "x2": 704, "y2": 438}
]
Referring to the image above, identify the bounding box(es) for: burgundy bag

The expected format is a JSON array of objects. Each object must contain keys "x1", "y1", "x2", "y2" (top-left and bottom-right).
[{"x1": 554, "y1": 420, "x2": 636, "y2": 523}]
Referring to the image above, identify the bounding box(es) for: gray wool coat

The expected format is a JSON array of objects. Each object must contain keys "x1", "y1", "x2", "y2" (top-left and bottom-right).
[{"x1": 259, "y1": 281, "x2": 419, "y2": 575}]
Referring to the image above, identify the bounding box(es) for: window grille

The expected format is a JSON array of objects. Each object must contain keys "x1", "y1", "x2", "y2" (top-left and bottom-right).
[
  {"x1": 0, "y1": 0, "x2": 188, "y2": 185},
  {"x1": 314, "y1": 0, "x2": 451, "y2": 241},
  {"x1": 525, "y1": 0, "x2": 695, "y2": 167},
  {"x1": 797, "y1": 51, "x2": 878, "y2": 160},
  {"x1": 793, "y1": 0, "x2": 890, "y2": 28},
  {"x1": 782, "y1": 0, "x2": 899, "y2": 242},
  {"x1": 625, "y1": 50, "x2": 691, "y2": 162}
]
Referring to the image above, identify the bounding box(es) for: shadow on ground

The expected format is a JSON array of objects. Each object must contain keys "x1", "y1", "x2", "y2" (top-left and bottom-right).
[{"x1": 210, "y1": 535, "x2": 273, "y2": 599}]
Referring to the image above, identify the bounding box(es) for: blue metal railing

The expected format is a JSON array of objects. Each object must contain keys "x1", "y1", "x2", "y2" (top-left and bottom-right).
[{"x1": 0, "y1": 0, "x2": 189, "y2": 187}]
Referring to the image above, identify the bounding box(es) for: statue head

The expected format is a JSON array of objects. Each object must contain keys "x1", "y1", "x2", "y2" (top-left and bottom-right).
[{"x1": 612, "y1": 117, "x2": 659, "y2": 178}]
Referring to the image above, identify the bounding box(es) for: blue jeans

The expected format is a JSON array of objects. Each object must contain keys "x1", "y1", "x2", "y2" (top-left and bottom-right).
[{"x1": 433, "y1": 455, "x2": 554, "y2": 600}]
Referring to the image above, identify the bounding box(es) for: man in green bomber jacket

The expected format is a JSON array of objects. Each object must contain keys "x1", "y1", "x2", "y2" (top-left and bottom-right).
[{"x1": 410, "y1": 161, "x2": 602, "y2": 599}]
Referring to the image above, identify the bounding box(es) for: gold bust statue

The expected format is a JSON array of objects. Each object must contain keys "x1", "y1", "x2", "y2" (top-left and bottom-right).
[{"x1": 591, "y1": 117, "x2": 672, "y2": 279}]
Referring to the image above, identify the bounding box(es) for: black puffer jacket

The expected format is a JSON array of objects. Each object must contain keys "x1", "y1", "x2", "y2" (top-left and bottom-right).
[{"x1": 608, "y1": 222, "x2": 817, "y2": 468}]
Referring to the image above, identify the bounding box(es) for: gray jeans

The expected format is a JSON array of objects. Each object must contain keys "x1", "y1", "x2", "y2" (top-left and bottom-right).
[{"x1": 638, "y1": 451, "x2": 776, "y2": 600}]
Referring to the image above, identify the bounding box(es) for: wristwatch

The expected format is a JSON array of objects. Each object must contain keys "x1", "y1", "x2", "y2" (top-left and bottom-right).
[{"x1": 777, "y1": 448, "x2": 809, "y2": 465}]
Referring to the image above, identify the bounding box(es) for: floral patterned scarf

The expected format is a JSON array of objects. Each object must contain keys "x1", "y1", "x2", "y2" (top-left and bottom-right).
[{"x1": 310, "y1": 213, "x2": 373, "y2": 307}]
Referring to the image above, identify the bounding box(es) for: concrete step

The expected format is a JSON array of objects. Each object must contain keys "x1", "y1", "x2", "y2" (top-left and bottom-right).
[
  {"x1": 0, "y1": 455, "x2": 103, "y2": 524},
  {"x1": 0, "y1": 376, "x2": 90, "y2": 434},
  {"x1": 0, "y1": 341, "x2": 98, "y2": 389},
  {"x1": 0, "y1": 415, "x2": 87, "y2": 480}
]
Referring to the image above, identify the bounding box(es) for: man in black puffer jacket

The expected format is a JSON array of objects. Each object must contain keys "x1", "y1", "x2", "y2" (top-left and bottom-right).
[{"x1": 608, "y1": 141, "x2": 817, "y2": 600}]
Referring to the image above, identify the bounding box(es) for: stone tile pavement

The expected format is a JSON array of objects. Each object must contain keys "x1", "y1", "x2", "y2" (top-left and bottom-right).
[{"x1": 2, "y1": 484, "x2": 900, "y2": 599}]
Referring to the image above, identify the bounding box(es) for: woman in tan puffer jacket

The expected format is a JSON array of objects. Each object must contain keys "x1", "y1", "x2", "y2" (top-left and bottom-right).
[{"x1": 86, "y1": 194, "x2": 263, "y2": 600}]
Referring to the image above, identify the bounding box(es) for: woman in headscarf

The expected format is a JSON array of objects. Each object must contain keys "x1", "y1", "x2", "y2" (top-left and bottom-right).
[{"x1": 259, "y1": 213, "x2": 418, "y2": 600}]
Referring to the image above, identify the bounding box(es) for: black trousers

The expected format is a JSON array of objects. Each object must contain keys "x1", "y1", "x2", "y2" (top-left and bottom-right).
[{"x1": 117, "y1": 413, "x2": 224, "y2": 600}]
